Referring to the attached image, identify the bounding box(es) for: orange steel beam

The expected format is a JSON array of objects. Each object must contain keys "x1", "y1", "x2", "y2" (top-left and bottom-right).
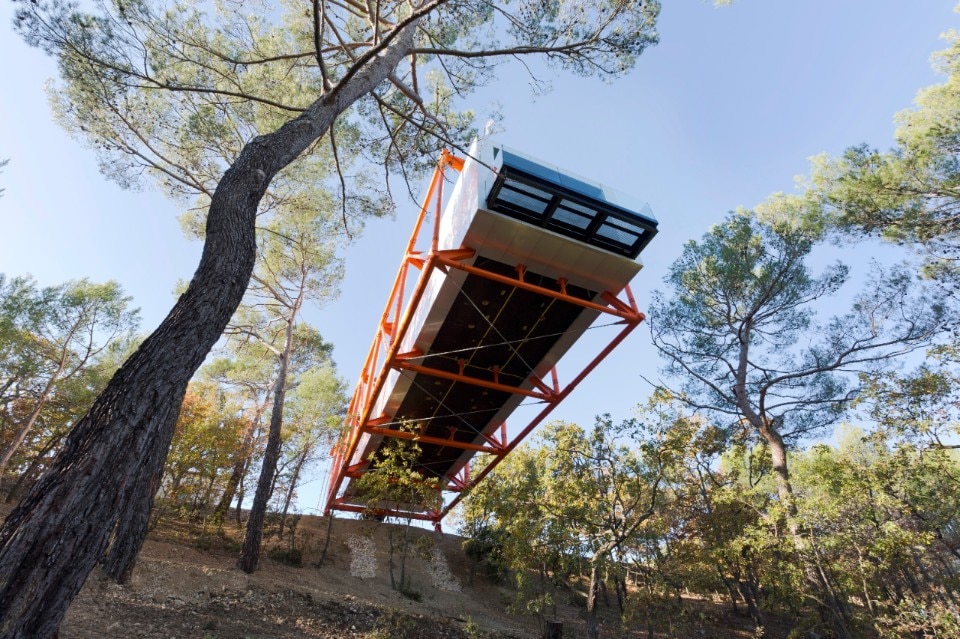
[
  {"x1": 341, "y1": 466, "x2": 454, "y2": 490},
  {"x1": 329, "y1": 502, "x2": 439, "y2": 522},
  {"x1": 341, "y1": 468, "x2": 467, "y2": 494},
  {"x1": 325, "y1": 147, "x2": 649, "y2": 525},
  {"x1": 434, "y1": 254, "x2": 645, "y2": 323},
  {"x1": 392, "y1": 360, "x2": 556, "y2": 401},
  {"x1": 328, "y1": 283, "x2": 645, "y2": 518},
  {"x1": 365, "y1": 425, "x2": 504, "y2": 455},
  {"x1": 438, "y1": 295, "x2": 643, "y2": 519},
  {"x1": 329, "y1": 297, "x2": 644, "y2": 522}
]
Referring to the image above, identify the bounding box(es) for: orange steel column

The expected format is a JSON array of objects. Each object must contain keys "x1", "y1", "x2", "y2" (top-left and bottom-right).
[{"x1": 325, "y1": 152, "x2": 462, "y2": 514}]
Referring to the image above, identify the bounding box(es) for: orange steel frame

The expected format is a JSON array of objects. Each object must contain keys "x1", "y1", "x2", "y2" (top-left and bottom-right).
[{"x1": 324, "y1": 150, "x2": 647, "y2": 528}]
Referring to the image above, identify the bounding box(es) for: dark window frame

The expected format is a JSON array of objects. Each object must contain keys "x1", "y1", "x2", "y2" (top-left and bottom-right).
[{"x1": 486, "y1": 165, "x2": 658, "y2": 258}]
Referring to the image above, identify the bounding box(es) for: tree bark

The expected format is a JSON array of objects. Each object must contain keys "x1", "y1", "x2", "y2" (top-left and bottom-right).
[
  {"x1": 318, "y1": 512, "x2": 335, "y2": 568},
  {"x1": 542, "y1": 621, "x2": 563, "y2": 639},
  {"x1": 757, "y1": 422, "x2": 795, "y2": 512},
  {"x1": 0, "y1": 168, "x2": 256, "y2": 637},
  {"x1": 757, "y1": 421, "x2": 853, "y2": 639},
  {"x1": 214, "y1": 414, "x2": 260, "y2": 521},
  {"x1": 586, "y1": 561, "x2": 600, "y2": 639},
  {"x1": 0, "y1": 22, "x2": 417, "y2": 636},
  {"x1": 278, "y1": 445, "x2": 310, "y2": 539},
  {"x1": 102, "y1": 407, "x2": 180, "y2": 584},
  {"x1": 237, "y1": 315, "x2": 296, "y2": 573}
]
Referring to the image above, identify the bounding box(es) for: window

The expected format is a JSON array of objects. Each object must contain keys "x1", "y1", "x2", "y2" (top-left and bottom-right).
[{"x1": 485, "y1": 157, "x2": 658, "y2": 258}]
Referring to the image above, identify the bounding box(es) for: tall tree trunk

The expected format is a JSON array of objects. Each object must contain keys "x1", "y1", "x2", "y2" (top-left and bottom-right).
[
  {"x1": 213, "y1": 395, "x2": 272, "y2": 522},
  {"x1": 318, "y1": 512, "x2": 335, "y2": 568},
  {"x1": 400, "y1": 514, "x2": 412, "y2": 590},
  {"x1": 614, "y1": 575, "x2": 626, "y2": 612},
  {"x1": 542, "y1": 621, "x2": 563, "y2": 639},
  {"x1": 0, "y1": 156, "x2": 260, "y2": 637},
  {"x1": 237, "y1": 318, "x2": 296, "y2": 573},
  {"x1": 235, "y1": 471, "x2": 247, "y2": 525},
  {"x1": 388, "y1": 526, "x2": 398, "y2": 590},
  {"x1": 278, "y1": 445, "x2": 310, "y2": 540},
  {"x1": 738, "y1": 578, "x2": 764, "y2": 628},
  {"x1": 0, "y1": 23, "x2": 416, "y2": 637},
  {"x1": 102, "y1": 407, "x2": 180, "y2": 584},
  {"x1": 586, "y1": 560, "x2": 601, "y2": 639},
  {"x1": 715, "y1": 565, "x2": 741, "y2": 615},
  {"x1": 758, "y1": 421, "x2": 853, "y2": 639},
  {"x1": 757, "y1": 422, "x2": 795, "y2": 511}
]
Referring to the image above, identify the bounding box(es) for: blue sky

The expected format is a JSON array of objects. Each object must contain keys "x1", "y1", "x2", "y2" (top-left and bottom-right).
[{"x1": 1, "y1": 1, "x2": 957, "y2": 512}]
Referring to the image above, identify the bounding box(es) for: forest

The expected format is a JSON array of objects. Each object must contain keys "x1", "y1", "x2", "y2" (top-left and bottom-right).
[{"x1": 1, "y1": 0, "x2": 959, "y2": 638}]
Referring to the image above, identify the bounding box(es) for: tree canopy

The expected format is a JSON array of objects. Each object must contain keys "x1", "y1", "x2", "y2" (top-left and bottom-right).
[{"x1": 1, "y1": 0, "x2": 663, "y2": 635}]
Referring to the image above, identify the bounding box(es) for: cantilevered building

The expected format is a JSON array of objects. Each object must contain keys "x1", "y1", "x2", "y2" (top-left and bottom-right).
[{"x1": 325, "y1": 139, "x2": 658, "y2": 527}]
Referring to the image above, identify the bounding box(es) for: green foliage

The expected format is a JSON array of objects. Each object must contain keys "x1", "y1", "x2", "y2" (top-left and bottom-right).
[
  {"x1": 652, "y1": 208, "x2": 942, "y2": 444},
  {"x1": 0, "y1": 274, "x2": 139, "y2": 478},
  {"x1": 461, "y1": 385, "x2": 960, "y2": 637},
  {"x1": 16, "y1": 0, "x2": 661, "y2": 242},
  {"x1": 161, "y1": 382, "x2": 247, "y2": 513},
  {"x1": 266, "y1": 545, "x2": 303, "y2": 568},
  {"x1": 355, "y1": 423, "x2": 440, "y2": 518},
  {"x1": 462, "y1": 523, "x2": 509, "y2": 583},
  {"x1": 460, "y1": 412, "x2": 699, "y2": 633},
  {"x1": 810, "y1": 30, "x2": 960, "y2": 290},
  {"x1": 355, "y1": 424, "x2": 439, "y2": 594}
]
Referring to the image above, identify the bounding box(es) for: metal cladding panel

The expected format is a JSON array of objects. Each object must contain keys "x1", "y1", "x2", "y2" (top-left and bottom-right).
[
  {"x1": 437, "y1": 140, "x2": 490, "y2": 250},
  {"x1": 466, "y1": 208, "x2": 642, "y2": 292}
]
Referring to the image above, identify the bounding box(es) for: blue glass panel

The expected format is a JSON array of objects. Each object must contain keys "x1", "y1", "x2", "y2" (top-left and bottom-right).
[
  {"x1": 553, "y1": 204, "x2": 594, "y2": 229},
  {"x1": 499, "y1": 146, "x2": 658, "y2": 226},
  {"x1": 487, "y1": 145, "x2": 659, "y2": 258},
  {"x1": 497, "y1": 179, "x2": 552, "y2": 215},
  {"x1": 597, "y1": 223, "x2": 638, "y2": 245}
]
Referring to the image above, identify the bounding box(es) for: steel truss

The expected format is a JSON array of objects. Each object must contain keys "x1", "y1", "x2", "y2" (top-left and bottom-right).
[{"x1": 324, "y1": 151, "x2": 646, "y2": 529}]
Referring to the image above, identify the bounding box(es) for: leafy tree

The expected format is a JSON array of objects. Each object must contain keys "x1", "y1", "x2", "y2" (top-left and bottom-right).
[
  {"x1": 159, "y1": 382, "x2": 246, "y2": 515},
  {"x1": 4, "y1": 336, "x2": 138, "y2": 502},
  {"x1": 812, "y1": 30, "x2": 960, "y2": 291},
  {"x1": 234, "y1": 204, "x2": 342, "y2": 573},
  {"x1": 273, "y1": 362, "x2": 347, "y2": 539},
  {"x1": 541, "y1": 419, "x2": 673, "y2": 639},
  {"x1": 0, "y1": 275, "x2": 49, "y2": 411},
  {"x1": 859, "y1": 365, "x2": 960, "y2": 450},
  {"x1": 203, "y1": 349, "x2": 280, "y2": 524},
  {"x1": 789, "y1": 428, "x2": 960, "y2": 636},
  {"x1": 0, "y1": 278, "x2": 139, "y2": 477},
  {"x1": 462, "y1": 415, "x2": 689, "y2": 638},
  {"x1": 355, "y1": 423, "x2": 440, "y2": 596},
  {"x1": 2, "y1": 0, "x2": 660, "y2": 632},
  {"x1": 462, "y1": 444, "x2": 575, "y2": 630},
  {"x1": 650, "y1": 206, "x2": 943, "y2": 638}
]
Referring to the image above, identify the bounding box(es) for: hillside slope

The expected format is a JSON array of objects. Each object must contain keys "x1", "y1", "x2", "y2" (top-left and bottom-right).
[
  {"x1": 57, "y1": 514, "x2": 535, "y2": 639},
  {"x1": 1, "y1": 504, "x2": 781, "y2": 638}
]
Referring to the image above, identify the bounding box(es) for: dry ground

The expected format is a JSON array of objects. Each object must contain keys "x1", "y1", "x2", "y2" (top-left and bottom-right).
[{"x1": 1, "y1": 503, "x2": 790, "y2": 638}]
